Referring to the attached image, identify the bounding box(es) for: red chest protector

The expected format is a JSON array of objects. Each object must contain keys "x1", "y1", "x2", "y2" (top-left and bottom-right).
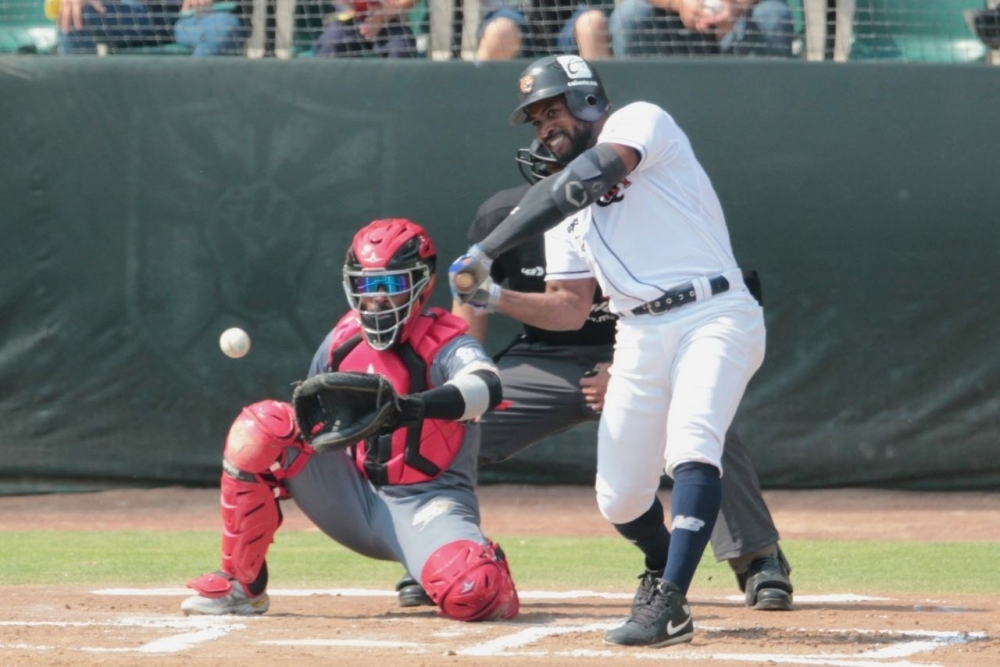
[{"x1": 325, "y1": 307, "x2": 470, "y2": 486}]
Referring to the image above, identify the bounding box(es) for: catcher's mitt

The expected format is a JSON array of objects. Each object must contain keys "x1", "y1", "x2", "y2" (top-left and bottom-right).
[{"x1": 292, "y1": 371, "x2": 402, "y2": 453}]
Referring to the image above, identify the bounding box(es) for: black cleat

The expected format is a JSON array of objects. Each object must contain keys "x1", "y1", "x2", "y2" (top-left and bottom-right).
[
  {"x1": 629, "y1": 569, "x2": 662, "y2": 615},
  {"x1": 395, "y1": 573, "x2": 434, "y2": 608},
  {"x1": 605, "y1": 578, "x2": 694, "y2": 648},
  {"x1": 737, "y1": 549, "x2": 793, "y2": 611}
]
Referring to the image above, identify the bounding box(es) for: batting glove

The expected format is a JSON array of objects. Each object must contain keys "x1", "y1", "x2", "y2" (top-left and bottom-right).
[
  {"x1": 448, "y1": 244, "x2": 494, "y2": 304},
  {"x1": 466, "y1": 276, "x2": 502, "y2": 314}
]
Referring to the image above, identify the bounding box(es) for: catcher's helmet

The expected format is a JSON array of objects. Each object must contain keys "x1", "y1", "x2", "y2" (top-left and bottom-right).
[
  {"x1": 515, "y1": 139, "x2": 559, "y2": 185},
  {"x1": 509, "y1": 55, "x2": 610, "y2": 125},
  {"x1": 343, "y1": 218, "x2": 436, "y2": 351}
]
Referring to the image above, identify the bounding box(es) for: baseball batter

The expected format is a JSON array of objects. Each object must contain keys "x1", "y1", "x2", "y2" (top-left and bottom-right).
[
  {"x1": 181, "y1": 218, "x2": 519, "y2": 622},
  {"x1": 398, "y1": 141, "x2": 791, "y2": 611},
  {"x1": 449, "y1": 55, "x2": 766, "y2": 647},
  {"x1": 426, "y1": 140, "x2": 790, "y2": 604}
]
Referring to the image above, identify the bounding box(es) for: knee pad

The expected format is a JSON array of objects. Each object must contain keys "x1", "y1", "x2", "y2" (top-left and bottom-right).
[
  {"x1": 224, "y1": 400, "x2": 302, "y2": 474},
  {"x1": 420, "y1": 540, "x2": 519, "y2": 622},
  {"x1": 218, "y1": 400, "x2": 311, "y2": 585}
]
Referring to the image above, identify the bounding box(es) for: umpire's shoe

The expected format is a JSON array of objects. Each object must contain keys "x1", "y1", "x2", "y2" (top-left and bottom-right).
[
  {"x1": 604, "y1": 577, "x2": 694, "y2": 648},
  {"x1": 181, "y1": 571, "x2": 270, "y2": 616},
  {"x1": 737, "y1": 548, "x2": 794, "y2": 611},
  {"x1": 395, "y1": 573, "x2": 434, "y2": 608}
]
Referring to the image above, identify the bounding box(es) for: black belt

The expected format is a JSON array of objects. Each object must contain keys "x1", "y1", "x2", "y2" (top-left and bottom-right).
[{"x1": 630, "y1": 275, "x2": 730, "y2": 316}]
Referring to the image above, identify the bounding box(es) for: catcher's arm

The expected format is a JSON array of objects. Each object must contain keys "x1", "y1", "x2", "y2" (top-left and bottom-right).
[
  {"x1": 416, "y1": 368, "x2": 502, "y2": 422},
  {"x1": 292, "y1": 366, "x2": 502, "y2": 453}
]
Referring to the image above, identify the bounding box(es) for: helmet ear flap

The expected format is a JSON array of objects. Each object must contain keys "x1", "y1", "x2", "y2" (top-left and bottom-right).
[{"x1": 569, "y1": 91, "x2": 608, "y2": 122}]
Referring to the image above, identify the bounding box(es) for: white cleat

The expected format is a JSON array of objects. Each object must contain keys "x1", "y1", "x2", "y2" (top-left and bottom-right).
[
  {"x1": 181, "y1": 572, "x2": 270, "y2": 616},
  {"x1": 181, "y1": 588, "x2": 269, "y2": 616}
]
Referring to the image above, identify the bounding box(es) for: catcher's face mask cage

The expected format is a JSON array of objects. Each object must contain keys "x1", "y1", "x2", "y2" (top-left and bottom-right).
[
  {"x1": 515, "y1": 139, "x2": 559, "y2": 185},
  {"x1": 344, "y1": 218, "x2": 438, "y2": 351}
]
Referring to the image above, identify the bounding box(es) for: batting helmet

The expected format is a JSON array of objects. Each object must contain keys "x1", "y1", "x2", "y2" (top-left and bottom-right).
[
  {"x1": 515, "y1": 139, "x2": 559, "y2": 185},
  {"x1": 343, "y1": 218, "x2": 437, "y2": 351},
  {"x1": 509, "y1": 55, "x2": 610, "y2": 125}
]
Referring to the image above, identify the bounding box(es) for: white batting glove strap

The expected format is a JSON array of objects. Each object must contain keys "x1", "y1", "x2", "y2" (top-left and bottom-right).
[{"x1": 467, "y1": 278, "x2": 501, "y2": 314}]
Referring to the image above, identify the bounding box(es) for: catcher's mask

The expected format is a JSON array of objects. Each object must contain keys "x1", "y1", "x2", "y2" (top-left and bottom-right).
[
  {"x1": 343, "y1": 218, "x2": 436, "y2": 351},
  {"x1": 515, "y1": 138, "x2": 559, "y2": 185},
  {"x1": 509, "y1": 55, "x2": 610, "y2": 125}
]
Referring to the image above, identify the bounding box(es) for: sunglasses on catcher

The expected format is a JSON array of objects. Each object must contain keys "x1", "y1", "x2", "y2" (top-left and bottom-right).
[{"x1": 353, "y1": 274, "x2": 410, "y2": 295}]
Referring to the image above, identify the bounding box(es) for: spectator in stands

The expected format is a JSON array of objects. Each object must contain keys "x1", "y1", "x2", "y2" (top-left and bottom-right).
[
  {"x1": 314, "y1": 0, "x2": 419, "y2": 57},
  {"x1": 609, "y1": 0, "x2": 794, "y2": 57},
  {"x1": 56, "y1": 0, "x2": 247, "y2": 55},
  {"x1": 803, "y1": 0, "x2": 854, "y2": 61},
  {"x1": 966, "y1": 4, "x2": 1000, "y2": 51},
  {"x1": 476, "y1": 0, "x2": 612, "y2": 60}
]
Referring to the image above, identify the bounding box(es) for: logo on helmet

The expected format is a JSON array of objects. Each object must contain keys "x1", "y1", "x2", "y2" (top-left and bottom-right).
[
  {"x1": 519, "y1": 75, "x2": 534, "y2": 95},
  {"x1": 556, "y1": 55, "x2": 593, "y2": 80}
]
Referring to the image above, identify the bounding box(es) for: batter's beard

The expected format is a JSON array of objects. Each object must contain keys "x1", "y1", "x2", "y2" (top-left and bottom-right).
[{"x1": 550, "y1": 123, "x2": 596, "y2": 166}]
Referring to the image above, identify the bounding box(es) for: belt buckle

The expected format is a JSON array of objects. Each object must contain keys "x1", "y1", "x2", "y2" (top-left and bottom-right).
[
  {"x1": 647, "y1": 299, "x2": 669, "y2": 315},
  {"x1": 645, "y1": 294, "x2": 675, "y2": 315},
  {"x1": 653, "y1": 286, "x2": 695, "y2": 315}
]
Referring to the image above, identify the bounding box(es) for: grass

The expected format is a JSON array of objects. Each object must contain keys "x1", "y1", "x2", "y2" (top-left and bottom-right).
[{"x1": 3, "y1": 531, "x2": 998, "y2": 595}]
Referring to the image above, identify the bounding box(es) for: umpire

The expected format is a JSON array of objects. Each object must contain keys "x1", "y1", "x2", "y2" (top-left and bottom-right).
[{"x1": 397, "y1": 141, "x2": 793, "y2": 612}]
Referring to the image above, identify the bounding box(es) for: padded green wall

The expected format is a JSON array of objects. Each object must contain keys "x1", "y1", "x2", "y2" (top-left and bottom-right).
[{"x1": 1, "y1": 57, "x2": 997, "y2": 492}]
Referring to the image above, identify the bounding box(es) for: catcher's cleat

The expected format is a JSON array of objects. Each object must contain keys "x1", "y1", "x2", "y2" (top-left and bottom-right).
[
  {"x1": 181, "y1": 572, "x2": 270, "y2": 616},
  {"x1": 737, "y1": 549, "x2": 793, "y2": 611},
  {"x1": 605, "y1": 578, "x2": 694, "y2": 648},
  {"x1": 395, "y1": 573, "x2": 434, "y2": 608}
]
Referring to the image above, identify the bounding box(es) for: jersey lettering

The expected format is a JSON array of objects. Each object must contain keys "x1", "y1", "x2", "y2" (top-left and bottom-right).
[{"x1": 596, "y1": 178, "x2": 631, "y2": 207}]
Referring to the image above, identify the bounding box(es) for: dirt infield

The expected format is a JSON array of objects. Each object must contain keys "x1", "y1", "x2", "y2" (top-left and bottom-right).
[{"x1": 2, "y1": 486, "x2": 998, "y2": 666}]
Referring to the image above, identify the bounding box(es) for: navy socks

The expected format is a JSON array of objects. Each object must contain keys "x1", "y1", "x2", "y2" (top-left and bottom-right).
[
  {"x1": 664, "y1": 462, "x2": 722, "y2": 594},
  {"x1": 612, "y1": 495, "x2": 671, "y2": 573}
]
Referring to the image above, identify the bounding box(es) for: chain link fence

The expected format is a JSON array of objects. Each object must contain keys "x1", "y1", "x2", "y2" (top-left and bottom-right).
[{"x1": 1, "y1": 1, "x2": 998, "y2": 62}]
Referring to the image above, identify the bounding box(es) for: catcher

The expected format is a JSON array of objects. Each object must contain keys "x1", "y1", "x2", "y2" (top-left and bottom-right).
[{"x1": 180, "y1": 218, "x2": 518, "y2": 622}]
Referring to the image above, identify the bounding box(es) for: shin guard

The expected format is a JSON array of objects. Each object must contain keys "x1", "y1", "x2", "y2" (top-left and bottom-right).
[{"x1": 215, "y1": 400, "x2": 311, "y2": 586}]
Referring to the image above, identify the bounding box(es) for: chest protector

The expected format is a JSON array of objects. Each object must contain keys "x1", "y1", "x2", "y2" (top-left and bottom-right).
[{"x1": 326, "y1": 307, "x2": 469, "y2": 486}]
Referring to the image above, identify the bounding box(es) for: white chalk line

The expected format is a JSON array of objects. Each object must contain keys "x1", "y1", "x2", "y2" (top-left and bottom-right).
[
  {"x1": 1, "y1": 590, "x2": 990, "y2": 663},
  {"x1": 451, "y1": 623, "x2": 987, "y2": 665},
  {"x1": 92, "y1": 587, "x2": 886, "y2": 604},
  {"x1": 0, "y1": 615, "x2": 247, "y2": 655}
]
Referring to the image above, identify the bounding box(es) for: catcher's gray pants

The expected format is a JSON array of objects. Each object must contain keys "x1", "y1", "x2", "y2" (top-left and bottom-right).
[
  {"x1": 285, "y1": 431, "x2": 488, "y2": 580},
  {"x1": 478, "y1": 340, "x2": 780, "y2": 562}
]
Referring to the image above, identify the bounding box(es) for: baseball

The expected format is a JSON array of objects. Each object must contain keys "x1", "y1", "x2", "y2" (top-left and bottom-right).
[{"x1": 220, "y1": 327, "x2": 251, "y2": 359}]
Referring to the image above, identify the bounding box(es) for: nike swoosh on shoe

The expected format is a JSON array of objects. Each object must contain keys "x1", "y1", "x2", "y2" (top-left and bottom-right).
[{"x1": 666, "y1": 606, "x2": 692, "y2": 635}]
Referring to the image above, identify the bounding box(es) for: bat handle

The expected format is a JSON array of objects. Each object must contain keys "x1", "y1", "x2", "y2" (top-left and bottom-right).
[{"x1": 453, "y1": 271, "x2": 477, "y2": 294}]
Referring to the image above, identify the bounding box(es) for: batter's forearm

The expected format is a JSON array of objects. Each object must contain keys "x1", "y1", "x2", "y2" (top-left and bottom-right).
[
  {"x1": 477, "y1": 175, "x2": 568, "y2": 258},
  {"x1": 479, "y1": 144, "x2": 630, "y2": 258}
]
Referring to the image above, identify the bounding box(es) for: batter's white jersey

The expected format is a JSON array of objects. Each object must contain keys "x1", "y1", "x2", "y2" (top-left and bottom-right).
[{"x1": 544, "y1": 101, "x2": 739, "y2": 314}]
